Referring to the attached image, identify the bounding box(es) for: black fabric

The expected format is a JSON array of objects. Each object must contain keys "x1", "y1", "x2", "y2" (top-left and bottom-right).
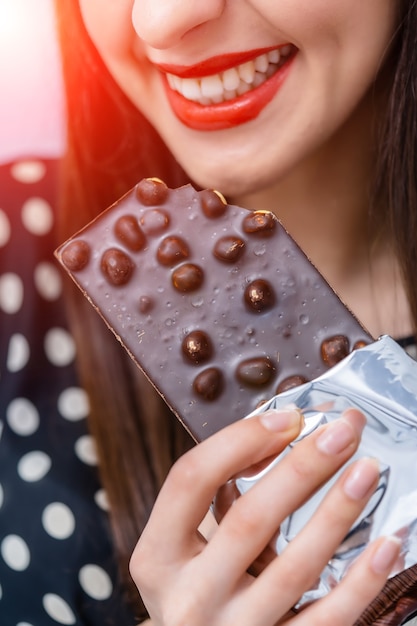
[{"x1": 0, "y1": 158, "x2": 136, "y2": 625}]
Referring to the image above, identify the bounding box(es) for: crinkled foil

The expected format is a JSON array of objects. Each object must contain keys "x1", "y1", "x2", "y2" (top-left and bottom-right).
[{"x1": 235, "y1": 335, "x2": 417, "y2": 607}]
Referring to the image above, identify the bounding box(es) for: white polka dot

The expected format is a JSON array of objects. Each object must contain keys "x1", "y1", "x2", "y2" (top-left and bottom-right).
[
  {"x1": 11, "y1": 160, "x2": 46, "y2": 183},
  {"x1": 0, "y1": 483, "x2": 3, "y2": 508},
  {"x1": 7, "y1": 333, "x2": 30, "y2": 372},
  {"x1": 43, "y1": 594, "x2": 76, "y2": 625},
  {"x1": 0, "y1": 209, "x2": 11, "y2": 247},
  {"x1": 44, "y1": 328, "x2": 76, "y2": 366},
  {"x1": 6, "y1": 398, "x2": 39, "y2": 436},
  {"x1": 42, "y1": 503, "x2": 75, "y2": 540},
  {"x1": 17, "y1": 622, "x2": 34, "y2": 626},
  {"x1": 79, "y1": 564, "x2": 113, "y2": 600},
  {"x1": 0, "y1": 272, "x2": 24, "y2": 314},
  {"x1": 58, "y1": 387, "x2": 89, "y2": 422},
  {"x1": 94, "y1": 489, "x2": 110, "y2": 511},
  {"x1": 1, "y1": 535, "x2": 30, "y2": 571},
  {"x1": 34, "y1": 262, "x2": 62, "y2": 301},
  {"x1": 18, "y1": 451, "x2": 52, "y2": 482},
  {"x1": 21, "y1": 197, "x2": 53, "y2": 235},
  {"x1": 75, "y1": 435, "x2": 98, "y2": 466}
]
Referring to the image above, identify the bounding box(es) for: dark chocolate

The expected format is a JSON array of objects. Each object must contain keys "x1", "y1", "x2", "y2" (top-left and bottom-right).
[
  {"x1": 276, "y1": 375, "x2": 309, "y2": 394},
  {"x1": 321, "y1": 334, "x2": 350, "y2": 367},
  {"x1": 55, "y1": 178, "x2": 372, "y2": 441}
]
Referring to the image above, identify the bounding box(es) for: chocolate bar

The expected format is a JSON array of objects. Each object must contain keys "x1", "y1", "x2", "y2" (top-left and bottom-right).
[{"x1": 55, "y1": 178, "x2": 372, "y2": 441}]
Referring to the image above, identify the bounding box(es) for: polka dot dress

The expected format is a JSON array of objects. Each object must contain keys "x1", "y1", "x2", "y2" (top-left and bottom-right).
[{"x1": 0, "y1": 159, "x2": 137, "y2": 625}]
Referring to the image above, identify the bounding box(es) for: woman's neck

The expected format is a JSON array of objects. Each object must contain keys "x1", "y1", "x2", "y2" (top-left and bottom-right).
[{"x1": 232, "y1": 91, "x2": 413, "y2": 340}]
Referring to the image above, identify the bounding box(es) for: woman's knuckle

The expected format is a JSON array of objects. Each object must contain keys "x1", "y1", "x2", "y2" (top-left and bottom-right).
[
  {"x1": 227, "y1": 499, "x2": 264, "y2": 538},
  {"x1": 289, "y1": 454, "x2": 314, "y2": 482},
  {"x1": 129, "y1": 552, "x2": 147, "y2": 587},
  {"x1": 130, "y1": 539, "x2": 159, "y2": 590},
  {"x1": 167, "y1": 449, "x2": 203, "y2": 490}
]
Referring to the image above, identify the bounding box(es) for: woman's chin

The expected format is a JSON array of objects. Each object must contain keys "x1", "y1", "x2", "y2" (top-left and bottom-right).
[{"x1": 177, "y1": 160, "x2": 274, "y2": 200}]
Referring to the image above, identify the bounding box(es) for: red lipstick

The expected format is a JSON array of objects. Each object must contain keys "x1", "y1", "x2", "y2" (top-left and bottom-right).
[
  {"x1": 158, "y1": 47, "x2": 296, "y2": 131},
  {"x1": 157, "y1": 46, "x2": 283, "y2": 79}
]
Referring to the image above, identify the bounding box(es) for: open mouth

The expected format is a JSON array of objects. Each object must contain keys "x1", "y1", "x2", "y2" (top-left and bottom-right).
[
  {"x1": 160, "y1": 44, "x2": 297, "y2": 131},
  {"x1": 166, "y1": 45, "x2": 295, "y2": 106}
]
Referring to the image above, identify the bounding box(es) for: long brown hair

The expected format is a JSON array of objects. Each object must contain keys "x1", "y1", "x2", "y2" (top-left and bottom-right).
[
  {"x1": 376, "y1": 0, "x2": 417, "y2": 330},
  {"x1": 54, "y1": 2, "x2": 192, "y2": 620},
  {"x1": 53, "y1": 0, "x2": 417, "y2": 621}
]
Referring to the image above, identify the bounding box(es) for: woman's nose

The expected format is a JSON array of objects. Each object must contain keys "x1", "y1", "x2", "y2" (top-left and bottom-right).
[{"x1": 132, "y1": 0, "x2": 226, "y2": 50}]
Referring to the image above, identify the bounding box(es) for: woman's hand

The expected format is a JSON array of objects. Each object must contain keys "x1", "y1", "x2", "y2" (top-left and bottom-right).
[{"x1": 130, "y1": 407, "x2": 401, "y2": 626}]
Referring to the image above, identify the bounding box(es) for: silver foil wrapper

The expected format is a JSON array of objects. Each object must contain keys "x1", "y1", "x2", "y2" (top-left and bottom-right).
[{"x1": 235, "y1": 335, "x2": 417, "y2": 607}]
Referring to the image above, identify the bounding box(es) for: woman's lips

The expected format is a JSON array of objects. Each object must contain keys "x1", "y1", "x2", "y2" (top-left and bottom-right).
[{"x1": 158, "y1": 45, "x2": 297, "y2": 131}]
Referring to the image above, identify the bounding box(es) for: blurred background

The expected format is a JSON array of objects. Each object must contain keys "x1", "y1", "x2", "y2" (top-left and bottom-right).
[{"x1": 0, "y1": 0, "x2": 66, "y2": 163}]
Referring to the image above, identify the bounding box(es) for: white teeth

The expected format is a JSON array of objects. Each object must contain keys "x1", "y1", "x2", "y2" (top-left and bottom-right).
[
  {"x1": 166, "y1": 46, "x2": 292, "y2": 106},
  {"x1": 166, "y1": 73, "x2": 176, "y2": 89},
  {"x1": 266, "y1": 64, "x2": 276, "y2": 78},
  {"x1": 236, "y1": 81, "x2": 251, "y2": 97},
  {"x1": 238, "y1": 60, "x2": 256, "y2": 84},
  {"x1": 253, "y1": 72, "x2": 265, "y2": 88},
  {"x1": 222, "y1": 67, "x2": 240, "y2": 91},
  {"x1": 280, "y1": 44, "x2": 292, "y2": 57},
  {"x1": 224, "y1": 88, "x2": 238, "y2": 101},
  {"x1": 268, "y1": 49, "x2": 281, "y2": 64},
  {"x1": 200, "y1": 74, "x2": 223, "y2": 99},
  {"x1": 181, "y1": 78, "x2": 202, "y2": 101},
  {"x1": 254, "y1": 53, "x2": 268, "y2": 73}
]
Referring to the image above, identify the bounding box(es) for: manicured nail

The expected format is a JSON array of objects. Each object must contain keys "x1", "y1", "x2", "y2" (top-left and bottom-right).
[
  {"x1": 371, "y1": 536, "x2": 402, "y2": 574},
  {"x1": 343, "y1": 458, "x2": 380, "y2": 500},
  {"x1": 316, "y1": 411, "x2": 365, "y2": 455},
  {"x1": 260, "y1": 408, "x2": 303, "y2": 432}
]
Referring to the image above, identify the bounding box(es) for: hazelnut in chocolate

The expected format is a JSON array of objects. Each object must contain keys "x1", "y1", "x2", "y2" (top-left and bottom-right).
[{"x1": 55, "y1": 178, "x2": 372, "y2": 441}]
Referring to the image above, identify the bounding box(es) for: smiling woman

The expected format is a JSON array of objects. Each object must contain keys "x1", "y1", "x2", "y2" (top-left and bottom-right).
[{"x1": 26, "y1": 0, "x2": 417, "y2": 624}]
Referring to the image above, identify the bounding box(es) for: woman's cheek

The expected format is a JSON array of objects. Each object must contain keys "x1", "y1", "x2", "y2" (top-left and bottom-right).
[{"x1": 78, "y1": 0, "x2": 134, "y2": 58}]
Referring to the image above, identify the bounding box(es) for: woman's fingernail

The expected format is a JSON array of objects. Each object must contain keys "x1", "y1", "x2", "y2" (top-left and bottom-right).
[
  {"x1": 371, "y1": 536, "x2": 402, "y2": 574},
  {"x1": 260, "y1": 408, "x2": 303, "y2": 432},
  {"x1": 343, "y1": 458, "x2": 380, "y2": 500},
  {"x1": 316, "y1": 412, "x2": 365, "y2": 455}
]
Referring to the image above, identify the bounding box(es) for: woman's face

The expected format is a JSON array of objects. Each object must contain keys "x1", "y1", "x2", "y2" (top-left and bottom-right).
[{"x1": 79, "y1": 0, "x2": 397, "y2": 197}]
